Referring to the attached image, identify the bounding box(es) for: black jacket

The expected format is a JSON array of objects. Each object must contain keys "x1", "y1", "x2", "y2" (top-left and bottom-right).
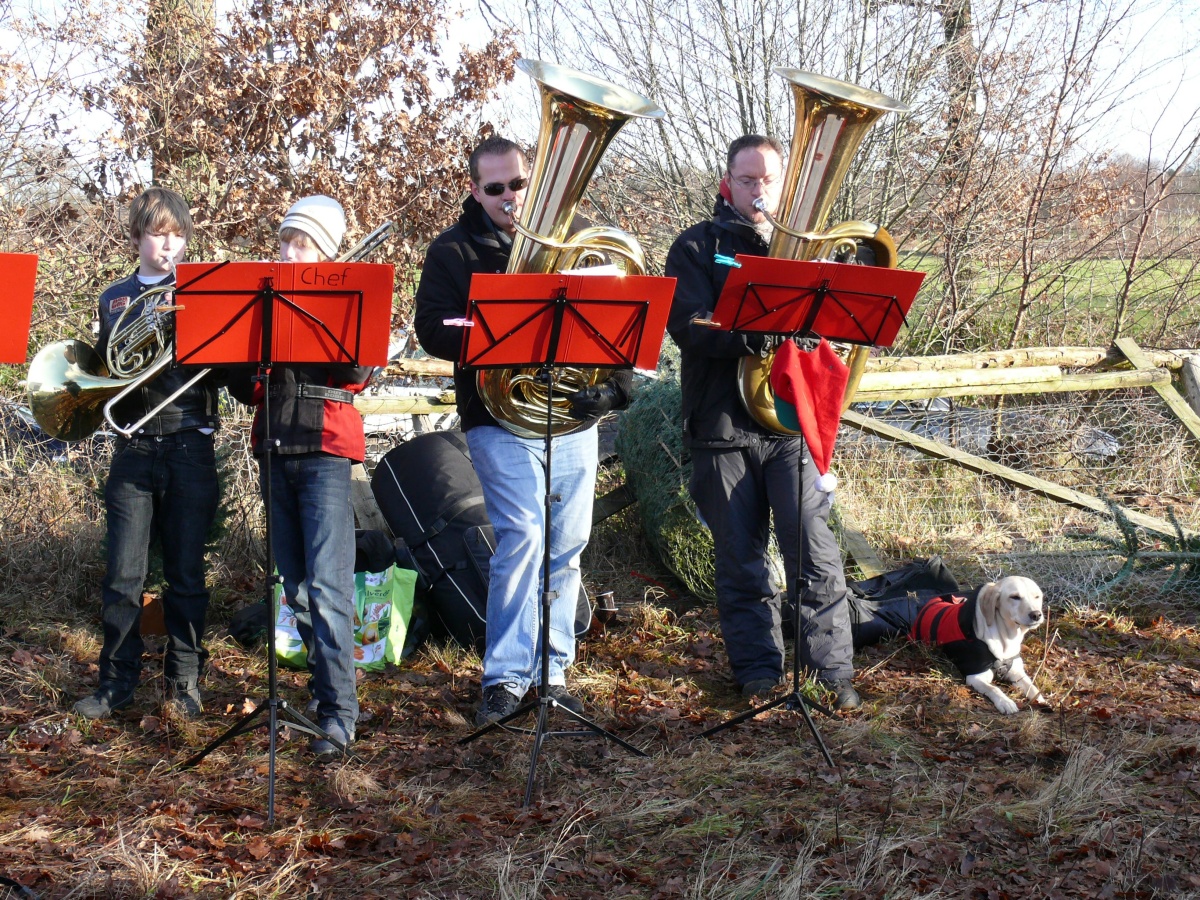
[
  {"x1": 909, "y1": 589, "x2": 1007, "y2": 678},
  {"x1": 413, "y1": 195, "x2": 629, "y2": 432},
  {"x1": 664, "y1": 198, "x2": 778, "y2": 450},
  {"x1": 97, "y1": 271, "x2": 223, "y2": 436}
]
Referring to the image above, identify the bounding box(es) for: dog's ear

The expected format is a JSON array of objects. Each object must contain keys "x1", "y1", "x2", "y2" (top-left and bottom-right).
[{"x1": 976, "y1": 582, "x2": 1000, "y2": 628}]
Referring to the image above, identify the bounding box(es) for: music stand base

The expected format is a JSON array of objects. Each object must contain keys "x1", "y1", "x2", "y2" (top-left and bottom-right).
[
  {"x1": 698, "y1": 689, "x2": 836, "y2": 767},
  {"x1": 461, "y1": 696, "x2": 648, "y2": 807},
  {"x1": 178, "y1": 699, "x2": 351, "y2": 770}
]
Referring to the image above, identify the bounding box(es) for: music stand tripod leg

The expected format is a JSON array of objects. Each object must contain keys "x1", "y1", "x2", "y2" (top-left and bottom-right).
[
  {"x1": 698, "y1": 447, "x2": 837, "y2": 771},
  {"x1": 173, "y1": 286, "x2": 349, "y2": 825},
  {"x1": 459, "y1": 367, "x2": 646, "y2": 807}
]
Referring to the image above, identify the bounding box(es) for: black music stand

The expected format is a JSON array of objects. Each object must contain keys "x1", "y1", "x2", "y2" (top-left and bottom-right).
[
  {"x1": 456, "y1": 271, "x2": 674, "y2": 808},
  {"x1": 1, "y1": 253, "x2": 37, "y2": 364},
  {"x1": 171, "y1": 261, "x2": 391, "y2": 826},
  {"x1": 696, "y1": 256, "x2": 920, "y2": 757}
]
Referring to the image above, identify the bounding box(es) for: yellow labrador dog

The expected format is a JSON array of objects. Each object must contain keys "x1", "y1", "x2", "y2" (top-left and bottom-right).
[{"x1": 909, "y1": 575, "x2": 1047, "y2": 714}]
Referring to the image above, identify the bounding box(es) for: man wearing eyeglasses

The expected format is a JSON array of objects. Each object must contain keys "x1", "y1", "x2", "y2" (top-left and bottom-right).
[
  {"x1": 663, "y1": 134, "x2": 862, "y2": 712},
  {"x1": 414, "y1": 135, "x2": 630, "y2": 727}
]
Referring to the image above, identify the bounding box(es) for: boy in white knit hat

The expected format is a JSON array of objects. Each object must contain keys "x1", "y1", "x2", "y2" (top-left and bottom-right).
[
  {"x1": 228, "y1": 195, "x2": 372, "y2": 759},
  {"x1": 279, "y1": 194, "x2": 346, "y2": 262}
]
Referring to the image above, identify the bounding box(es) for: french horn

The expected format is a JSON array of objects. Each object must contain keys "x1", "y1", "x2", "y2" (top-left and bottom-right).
[
  {"x1": 27, "y1": 221, "x2": 395, "y2": 441},
  {"x1": 739, "y1": 70, "x2": 908, "y2": 431},
  {"x1": 475, "y1": 59, "x2": 665, "y2": 439}
]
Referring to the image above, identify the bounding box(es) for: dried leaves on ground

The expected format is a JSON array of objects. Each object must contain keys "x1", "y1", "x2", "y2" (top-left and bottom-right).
[{"x1": 1, "y1": 597, "x2": 1198, "y2": 899}]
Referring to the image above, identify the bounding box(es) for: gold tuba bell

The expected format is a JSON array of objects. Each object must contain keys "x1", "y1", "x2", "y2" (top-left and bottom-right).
[
  {"x1": 475, "y1": 59, "x2": 665, "y2": 439},
  {"x1": 738, "y1": 70, "x2": 908, "y2": 432}
]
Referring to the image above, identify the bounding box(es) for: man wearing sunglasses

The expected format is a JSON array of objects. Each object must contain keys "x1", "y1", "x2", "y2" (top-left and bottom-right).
[{"x1": 415, "y1": 136, "x2": 630, "y2": 727}]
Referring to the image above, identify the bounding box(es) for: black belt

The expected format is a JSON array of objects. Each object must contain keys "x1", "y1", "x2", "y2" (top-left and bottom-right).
[{"x1": 268, "y1": 383, "x2": 353, "y2": 404}]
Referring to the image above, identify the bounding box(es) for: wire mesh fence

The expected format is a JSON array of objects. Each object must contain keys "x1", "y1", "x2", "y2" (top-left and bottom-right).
[{"x1": 836, "y1": 388, "x2": 1200, "y2": 609}]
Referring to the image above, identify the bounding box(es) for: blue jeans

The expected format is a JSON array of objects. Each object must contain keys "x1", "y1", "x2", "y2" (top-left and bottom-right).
[
  {"x1": 263, "y1": 454, "x2": 359, "y2": 730},
  {"x1": 100, "y1": 431, "x2": 219, "y2": 688},
  {"x1": 466, "y1": 425, "x2": 597, "y2": 695}
]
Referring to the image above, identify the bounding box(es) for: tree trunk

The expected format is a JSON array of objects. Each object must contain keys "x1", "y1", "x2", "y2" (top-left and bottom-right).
[
  {"x1": 937, "y1": 0, "x2": 979, "y2": 343},
  {"x1": 146, "y1": 0, "x2": 214, "y2": 184}
]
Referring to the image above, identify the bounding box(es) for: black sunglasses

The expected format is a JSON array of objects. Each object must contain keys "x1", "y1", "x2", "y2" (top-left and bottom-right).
[{"x1": 480, "y1": 177, "x2": 528, "y2": 196}]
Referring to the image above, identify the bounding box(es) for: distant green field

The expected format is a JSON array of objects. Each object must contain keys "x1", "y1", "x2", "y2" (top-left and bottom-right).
[{"x1": 893, "y1": 254, "x2": 1200, "y2": 353}]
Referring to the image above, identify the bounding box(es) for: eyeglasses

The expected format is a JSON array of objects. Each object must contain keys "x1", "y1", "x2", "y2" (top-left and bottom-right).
[
  {"x1": 480, "y1": 177, "x2": 529, "y2": 196},
  {"x1": 732, "y1": 175, "x2": 779, "y2": 190}
]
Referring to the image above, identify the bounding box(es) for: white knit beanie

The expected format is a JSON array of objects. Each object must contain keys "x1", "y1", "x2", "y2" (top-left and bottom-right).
[{"x1": 280, "y1": 195, "x2": 346, "y2": 259}]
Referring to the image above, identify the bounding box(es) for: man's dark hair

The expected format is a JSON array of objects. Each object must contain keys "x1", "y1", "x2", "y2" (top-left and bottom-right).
[
  {"x1": 469, "y1": 137, "x2": 525, "y2": 182},
  {"x1": 725, "y1": 134, "x2": 786, "y2": 172}
]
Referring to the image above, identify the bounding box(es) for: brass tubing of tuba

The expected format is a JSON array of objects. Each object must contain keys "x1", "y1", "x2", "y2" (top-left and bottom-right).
[
  {"x1": 475, "y1": 58, "x2": 665, "y2": 439},
  {"x1": 737, "y1": 69, "x2": 908, "y2": 432}
]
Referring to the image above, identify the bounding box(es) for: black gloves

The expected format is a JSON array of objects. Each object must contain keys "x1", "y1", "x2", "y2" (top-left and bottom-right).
[{"x1": 566, "y1": 380, "x2": 629, "y2": 420}]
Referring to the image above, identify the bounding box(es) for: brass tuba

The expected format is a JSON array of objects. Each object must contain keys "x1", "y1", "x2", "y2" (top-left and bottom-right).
[
  {"x1": 738, "y1": 69, "x2": 908, "y2": 432},
  {"x1": 475, "y1": 59, "x2": 665, "y2": 439},
  {"x1": 27, "y1": 222, "x2": 396, "y2": 441}
]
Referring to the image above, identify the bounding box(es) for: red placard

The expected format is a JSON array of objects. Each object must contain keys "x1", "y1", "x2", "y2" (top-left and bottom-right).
[
  {"x1": 173, "y1": 261, "x2": 393, "y2": 366},
  {"x1": 463, "y1": 273, "x2": 676, "y2": 371},
  {"x1": 712, "y1": 255, "x2": 924, "y2": 348},
  {"x1": 1, "y1": 253, "x2": 38, "y2": 364}
]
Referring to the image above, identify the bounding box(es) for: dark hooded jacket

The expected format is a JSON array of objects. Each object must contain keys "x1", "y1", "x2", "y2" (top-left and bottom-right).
[
  {"x1": 664, "y1": 198, "x2": 775, "y2": 450},
  {"x1": 413, "y1": 195, "x2": 630, "y2": 432}
]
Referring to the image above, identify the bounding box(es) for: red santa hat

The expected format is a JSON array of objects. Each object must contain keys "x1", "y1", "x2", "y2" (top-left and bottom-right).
[{"x1": 769, "y1": 337, "x2": 848, "y2": 478}]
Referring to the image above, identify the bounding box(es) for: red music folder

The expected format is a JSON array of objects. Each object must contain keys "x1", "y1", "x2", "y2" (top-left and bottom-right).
[
  {"x1": 463, "y1": 273, "x2": 676, "y2": 371},
  {"x1": 1, "y1": 253, "x2": 38, "y2": 364},
  {"x1": 173, "y1": 261, "x2": 394, "y2": 366},
  {"x1": 712, "y1": 255, "x2": 924, "y2": 348}
]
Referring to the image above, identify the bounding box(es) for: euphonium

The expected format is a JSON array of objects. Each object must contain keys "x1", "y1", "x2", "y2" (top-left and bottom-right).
[
  {"x1": 739, "y1": 70, "x2": 908, "y2": 432},
  {"x1": 475, "y1": 59, "x2": 665, "y2": 439}
]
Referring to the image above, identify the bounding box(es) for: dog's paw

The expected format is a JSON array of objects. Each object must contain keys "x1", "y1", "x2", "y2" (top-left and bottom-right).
[
  {"x1": 1031, "y1": 693, "x2": 1050, "y2": 707},
  {"x1": 992, "y1": 695, "x2": 1020, "y2": 715}
]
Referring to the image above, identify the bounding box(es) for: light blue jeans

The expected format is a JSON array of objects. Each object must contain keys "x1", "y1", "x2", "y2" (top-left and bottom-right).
[{"x1": 466, "y1": 425, "x2": 597, "y2": 695}]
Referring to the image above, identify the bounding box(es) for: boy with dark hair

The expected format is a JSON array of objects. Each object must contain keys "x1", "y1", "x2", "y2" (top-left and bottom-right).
[
  {"x1": 227, "y1": 194, "x2": 370, "y2": 760},
  {"x1": 74, "y1": 186, "x2": 224, "y2": 720}
]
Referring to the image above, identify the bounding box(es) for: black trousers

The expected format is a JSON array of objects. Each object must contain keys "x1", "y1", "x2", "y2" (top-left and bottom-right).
[
  {"x1": 99, "y1": 431, "x2": 219, "y2": 688},
  {"x1": 689, "y1": 438, "x2": 854, "y2": 686}
]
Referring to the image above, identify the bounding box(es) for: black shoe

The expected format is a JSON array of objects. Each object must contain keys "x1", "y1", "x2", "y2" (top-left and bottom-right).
[
  {"x1": 474, "y1": 685, "x2": 523, "y2": 726},
  {"x1": 73, "y1": 683, "x2": 136, "y2": 719},
  {"x1": 824, "y1": 680, "x2": 862, "y2": 711},
  {"x1": 539, "y1": 684, "x2": 584, "y2": 714},
  {"x1": 311, "y1": 719, "x2": 354, "y2": 761},
  {"x1": 167, "y1": 681, "x2": 203, "y2": 719},
  {"x1": 741, "y1": 678, "x2": 782, "y2": 700}
]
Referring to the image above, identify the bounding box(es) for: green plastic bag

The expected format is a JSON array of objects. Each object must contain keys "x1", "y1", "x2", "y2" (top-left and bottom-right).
[{"x1": 273, "y1": 565, "x2": 417, "y2": 671}]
